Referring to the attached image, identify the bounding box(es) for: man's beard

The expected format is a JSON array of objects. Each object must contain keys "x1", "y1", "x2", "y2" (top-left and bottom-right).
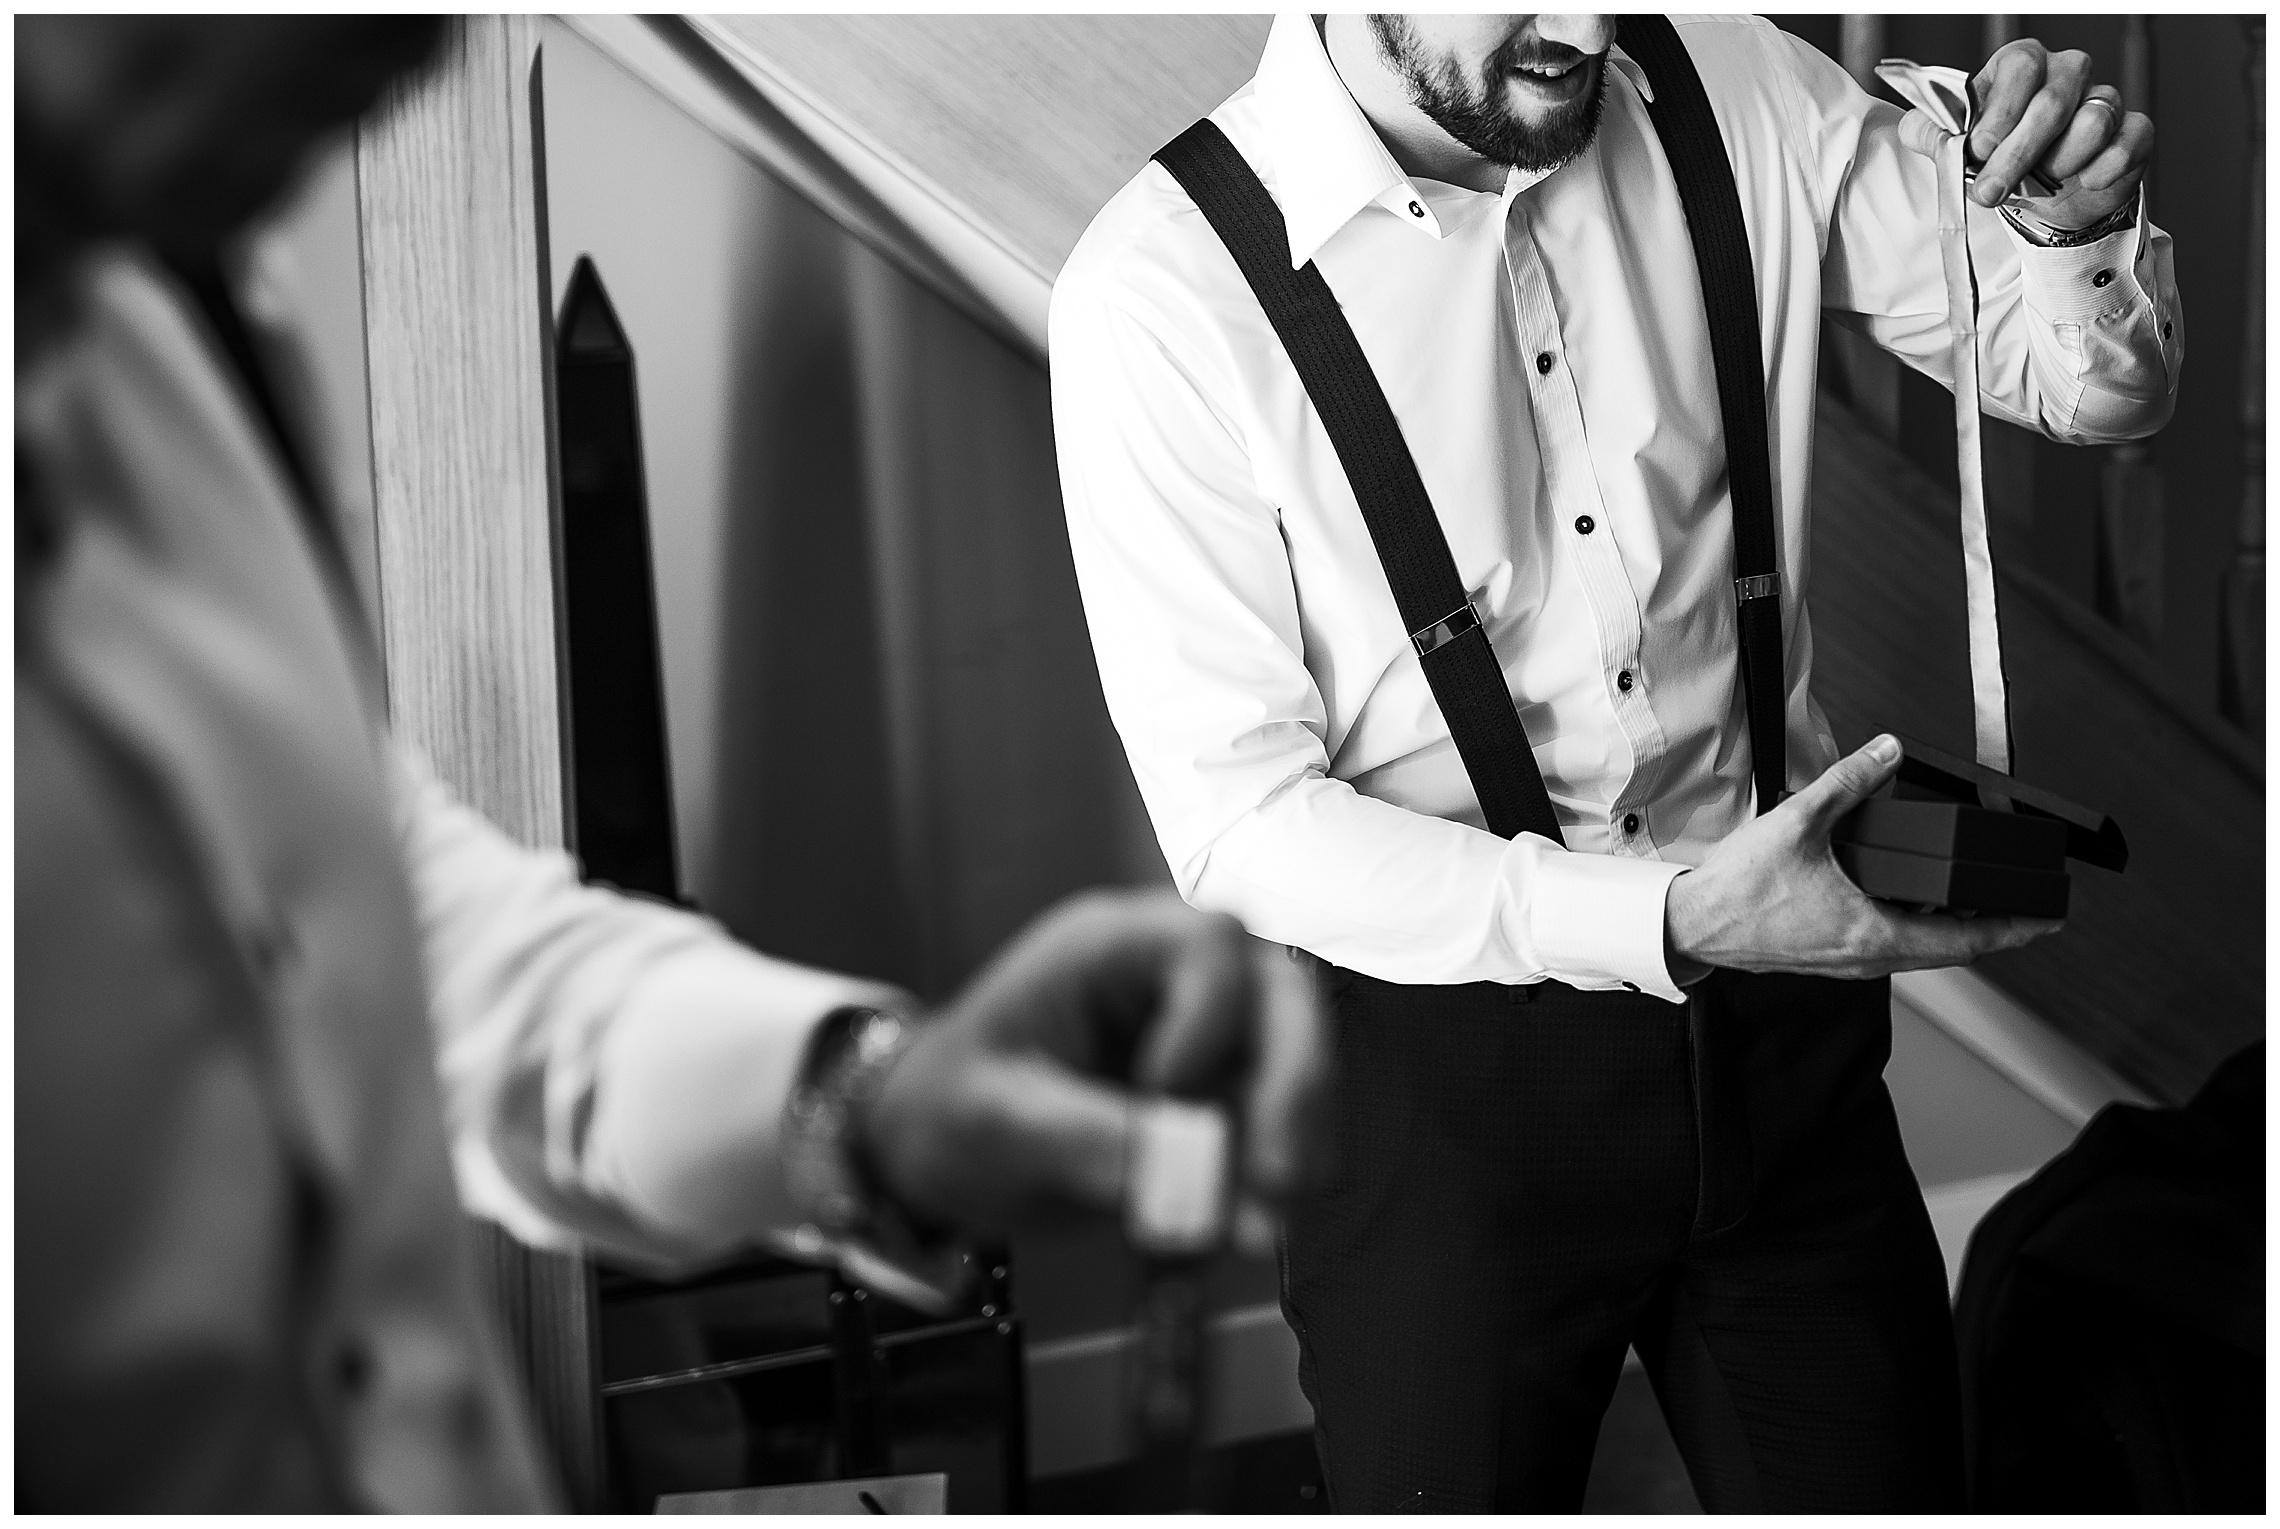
[{"x1": 1369, "y1": 17, "x2": 1608, "y2": 175}]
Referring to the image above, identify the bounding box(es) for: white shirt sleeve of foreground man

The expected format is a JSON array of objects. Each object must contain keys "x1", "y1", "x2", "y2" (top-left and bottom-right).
[
  {"x1": 390, "y1": 744, "x2": 904, "y2": 1273},
  {"x1": 1050, "y1": 285, "x2": 1688, "y2": 1002}
]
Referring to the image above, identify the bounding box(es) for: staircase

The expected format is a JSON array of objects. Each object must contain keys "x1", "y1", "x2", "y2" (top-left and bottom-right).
[{"x1": 1810, "y1": 391, "x2": 2263, "y2": 1103}]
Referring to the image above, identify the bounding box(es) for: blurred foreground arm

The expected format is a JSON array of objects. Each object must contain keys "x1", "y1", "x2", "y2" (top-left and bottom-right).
[{"x1": 397, "y1": 748, "x2": 1330, "y2": 1280}]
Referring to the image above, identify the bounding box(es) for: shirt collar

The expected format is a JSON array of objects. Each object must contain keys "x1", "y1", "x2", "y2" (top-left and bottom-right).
[{"x1": 1252, "y1": 13, "x2": 1652, "y2": 270}]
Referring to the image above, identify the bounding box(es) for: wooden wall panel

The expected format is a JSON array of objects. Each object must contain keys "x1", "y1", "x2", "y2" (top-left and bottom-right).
[
  {"x1": 355, "y1": 16, "x2": 602, "y2": 1509},
  {"x1": 360, "y1": 14, "x2": 568, "y2": 848}
]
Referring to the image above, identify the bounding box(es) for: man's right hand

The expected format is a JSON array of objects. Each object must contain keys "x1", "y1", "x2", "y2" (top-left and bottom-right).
[{"x1": 1664, "y1": 734, "x2": 2063, "y2": 982}]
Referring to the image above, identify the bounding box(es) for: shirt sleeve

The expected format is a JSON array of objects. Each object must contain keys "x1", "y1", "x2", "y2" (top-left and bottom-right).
[
  {"x1": 390, "y1": 743, "x2": 907, "y2": 1274},
  {"x1": 1049, "y1": 276, "x2": 1690, "y2": 1002},
  {"x1": 1782, "y1": 28, "x2": 2182, "y2": 445}
]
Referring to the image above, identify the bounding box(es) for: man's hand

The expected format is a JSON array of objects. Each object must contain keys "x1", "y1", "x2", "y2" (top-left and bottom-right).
[
  {"x1": 859, "y1": 890, "x2": 1332, "y2": 1251},
  {"x1": 1967, "y1": 38, "x2": 2154, "y2": 227},
  {"x1": 1665, "y1": 734, "x2": 2063, "y2": 982}
]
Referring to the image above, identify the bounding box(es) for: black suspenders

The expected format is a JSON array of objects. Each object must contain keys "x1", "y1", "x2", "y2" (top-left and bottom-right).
[{"x1": 1151, "y1": 14, "x2": 1787, "y2": 839}]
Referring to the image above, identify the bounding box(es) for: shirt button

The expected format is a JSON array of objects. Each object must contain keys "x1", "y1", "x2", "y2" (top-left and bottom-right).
[
  {"x1": 1617, "y1": 669, "x2": 1634, "y2": 692},
  {"x1": 2092, "y1": 268, "x2": 2114, "y2": 288},
  {"x1": 1574, "y1": 515, "x2": 1595, "y2": 535},
  {"x1": 1622, "y1": 812, "x2": 1641, "y2": 835},
  {"x1": 1409, "y1": 201, "x2": 1425, "y2": 218},
  {"x1": 1535, "y1": 351, "x2": 1554, "y2": 375}
]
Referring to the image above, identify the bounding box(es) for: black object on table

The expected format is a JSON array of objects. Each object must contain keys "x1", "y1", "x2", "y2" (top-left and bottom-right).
[{"x1": 595, "y1": 1250, "x2": 1028, "y2": 1513}]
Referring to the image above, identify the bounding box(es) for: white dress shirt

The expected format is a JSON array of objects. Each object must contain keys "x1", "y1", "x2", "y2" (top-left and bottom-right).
[
  {"x1": 398, "y1": 745, "x2": 896, "y2": 1274},
  {"x1": 1051, "y1": 14, "x2": 2180, "y2": 1001}
]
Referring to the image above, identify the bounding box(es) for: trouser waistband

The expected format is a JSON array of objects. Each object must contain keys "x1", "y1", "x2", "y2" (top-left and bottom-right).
[{"x1": 1301, "y1": 959, "x2": 1894, "y2": 1242}]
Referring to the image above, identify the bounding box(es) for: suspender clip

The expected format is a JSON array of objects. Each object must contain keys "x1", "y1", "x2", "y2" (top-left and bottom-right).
[
  {"x1": 1410, "y1": 602, "x2": 1482, "y2": 657},
  {"x1": 1733, "y1": 572, "x2": 1781, "y2": 604}
]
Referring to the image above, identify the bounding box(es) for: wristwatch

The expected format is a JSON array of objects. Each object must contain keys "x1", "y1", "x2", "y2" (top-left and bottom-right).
[
  {"x1": 781, "y1": 1003, "x2": 972, "y2": 1313},
  {"x1": 2000, "y1": 197, "x2": 2137, "y2": 249}
]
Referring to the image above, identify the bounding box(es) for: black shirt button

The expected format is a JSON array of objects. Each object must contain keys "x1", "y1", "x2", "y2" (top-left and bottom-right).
[
  {"x1": 1409, "y1": 201, "x2": 1425, "y2": 218},
  {"x1": 1536, "y1": 351, "x2": 1554, "y2": 374},
  {"x1": 1622, "y1": 812, "x2": 1640, "y2": 834},
  {"x1": 2092, "y1": 268, "x2": 2114, "y2": 288},
  {"x1": 1574, "y1": 515, "x2": 1595, "y2": 535},
  {"x1": 1617, "y1": 669, "x2": 1634, "y2": 692}
]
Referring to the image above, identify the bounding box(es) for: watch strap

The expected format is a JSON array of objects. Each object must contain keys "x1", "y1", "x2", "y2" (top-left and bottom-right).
[
  {"x1": 782, "y1": 1004, "x2": 972, "y2": 1313},
  {"x1": 2002, "y1": 196, "x2": 2137, "y2": 249}
]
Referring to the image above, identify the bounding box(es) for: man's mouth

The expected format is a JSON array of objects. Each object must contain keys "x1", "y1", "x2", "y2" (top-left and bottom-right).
[{"x1": 1505, "y1": 53, "x2": 1595, "y2": 101}]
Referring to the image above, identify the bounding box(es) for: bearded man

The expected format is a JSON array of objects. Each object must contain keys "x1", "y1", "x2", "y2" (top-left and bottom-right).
[{"x1": 1050, "y1": 13, "x2": 2177, "y2": 1512}]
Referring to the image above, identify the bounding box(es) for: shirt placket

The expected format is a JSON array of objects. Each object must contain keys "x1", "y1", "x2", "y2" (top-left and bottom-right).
[{"x1": 1500, "y1": 203, "x2": 1668, "y2": 856}]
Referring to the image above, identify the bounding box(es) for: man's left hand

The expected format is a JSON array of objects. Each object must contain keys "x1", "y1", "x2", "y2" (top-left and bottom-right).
[{"x1": 1968, "y1": 39, "x2": 2155, "y2": 227}]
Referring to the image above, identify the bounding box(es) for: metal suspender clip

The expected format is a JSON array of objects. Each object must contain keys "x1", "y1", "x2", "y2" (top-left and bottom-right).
[
  {"x1": 1410, "y1": 602, "x2": 1482, "y2": 657},
  {"x1": 1732, "y1": 572, "x2": 1781, "y2": 604}
]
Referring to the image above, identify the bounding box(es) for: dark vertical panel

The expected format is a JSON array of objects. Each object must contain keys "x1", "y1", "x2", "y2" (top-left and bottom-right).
[{"x1": 557, "y1": 257, "x2": 682, "y2": 900}]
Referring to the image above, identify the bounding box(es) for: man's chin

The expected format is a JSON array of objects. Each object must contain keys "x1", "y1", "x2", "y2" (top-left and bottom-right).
[{"x1": 1483, "y1": 72, "x2": 1606, "y2": 174}]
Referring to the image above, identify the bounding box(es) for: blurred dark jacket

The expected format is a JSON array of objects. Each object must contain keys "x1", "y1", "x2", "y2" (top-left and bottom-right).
[{"x1": 1955, "y1": 1040, "x2": 2263, "y2": 1511}]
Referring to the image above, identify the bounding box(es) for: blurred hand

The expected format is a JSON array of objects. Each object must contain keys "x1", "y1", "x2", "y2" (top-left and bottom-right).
[
  {"x1": 1967, "y1": 38, "x2": 2153, "y2": 226},
  {"x1": 860, "y1": 890, "x2": 1333, "y2": 1250},
  {"x1": 1665, "y1": 734, "x2": 2063, "y2": 983}
]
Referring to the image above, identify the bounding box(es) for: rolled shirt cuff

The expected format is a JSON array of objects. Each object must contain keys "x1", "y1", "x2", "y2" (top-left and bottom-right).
[
  {"x1": 2012, "y1": 185, "x2": 2149, "y2": 324},
  {"x1": 1518, "y1": 838, "x2": 1691, "y2": 1003},
  {"x1": 581, "y1": 944, "x2": 909, "y2": 1265}
]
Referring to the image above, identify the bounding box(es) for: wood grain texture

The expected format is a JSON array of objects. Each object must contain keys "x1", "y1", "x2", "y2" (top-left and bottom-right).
[
  {"x1": 360, "y1": 14, "x2": 567, "y2": 850},
  {"x1": 702, "y1": 15, "x2": 1270, "y2": 282},
  {"x1": 1810, "y1": 393, "x2": 2263, "y2": 1104},
  {"x1": 356, "y1": 18, "x2": 603, "y2": 1508}
]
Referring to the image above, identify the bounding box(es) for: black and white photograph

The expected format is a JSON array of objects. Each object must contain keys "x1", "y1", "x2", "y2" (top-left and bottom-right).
[{"x1": 15, "y1": 11, "x2": 2265, "y2": 1515}]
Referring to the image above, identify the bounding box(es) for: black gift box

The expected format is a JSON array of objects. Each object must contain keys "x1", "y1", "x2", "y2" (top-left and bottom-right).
[{"x1": 1830, "y1": 736, "x2": 2127, "y2": 918}]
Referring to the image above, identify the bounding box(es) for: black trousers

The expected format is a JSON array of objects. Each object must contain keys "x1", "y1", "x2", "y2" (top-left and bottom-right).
[{"x1": 1280, "y1": 966, "x2": 1965, "y2": 1512}]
